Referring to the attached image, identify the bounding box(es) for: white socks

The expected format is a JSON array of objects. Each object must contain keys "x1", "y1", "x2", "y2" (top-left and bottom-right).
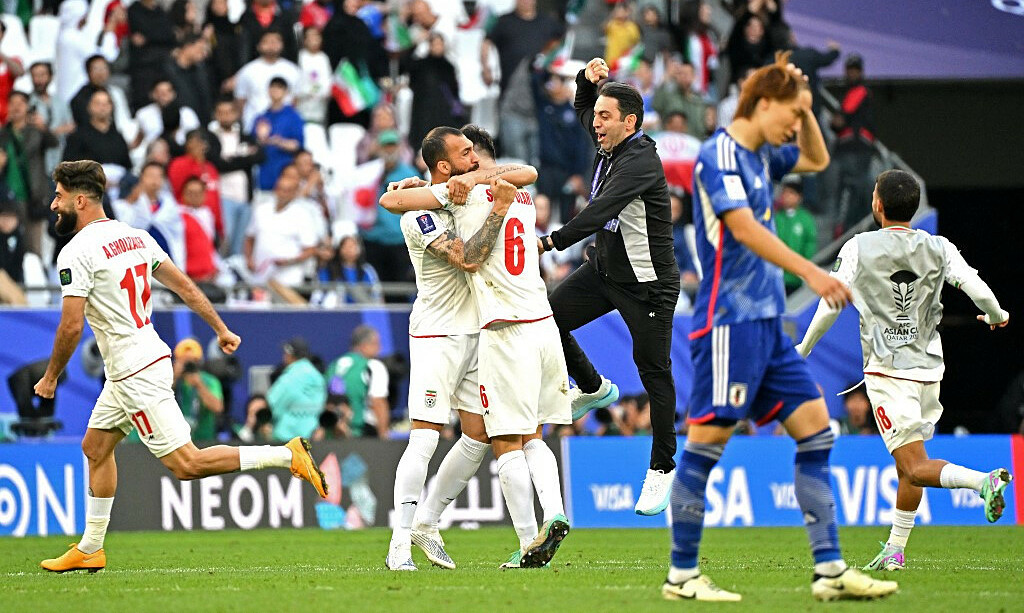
[
  {"x1": 239, "y1": 446, "x2": 293, "y2": 471},
  {"x1": 814, "y1": 559, "x2": 848, "y2": 577},
  {"x1": 887, "y1": 508, "x2": 916, "y2": 548},
  {"x1": 496, "y1": 449, "x2": 537, "y2": 551},
  {"x1": 391, "y1": 429, "x2": 440, "y2": 547},
  {"x1": 417, "y1": 434, "x2": 491, "y2": 528},
  {"x1": 939, "y1": 463, "x2": 987, "y2": 492},
  {"x1": 523, "y1": 438, "x2": 564, "y2": 522},
  {"x1": 667, "y1": 566, "x2": 699, "y2": 584},
  {"x1": 78, "y1": 495, "x2": 114, "y2": 554}
]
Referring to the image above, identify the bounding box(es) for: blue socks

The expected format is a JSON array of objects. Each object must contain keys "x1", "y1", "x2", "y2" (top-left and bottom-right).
[
  {"x1": 794, "y1": 427, "x2": 842, "y2": 564},
  {"x1": 669, "y1": 441, "x2": 724, "y2": 569}
]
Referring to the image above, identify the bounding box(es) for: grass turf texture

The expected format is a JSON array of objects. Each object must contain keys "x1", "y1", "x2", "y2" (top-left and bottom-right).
[{"x1": 3, "y1": 526, "x2": 1022, "y2": 611}]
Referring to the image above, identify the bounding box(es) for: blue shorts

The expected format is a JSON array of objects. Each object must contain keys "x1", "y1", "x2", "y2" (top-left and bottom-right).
[{"x1": 688, "y1": 318, "x2": 821, "y2": 427}]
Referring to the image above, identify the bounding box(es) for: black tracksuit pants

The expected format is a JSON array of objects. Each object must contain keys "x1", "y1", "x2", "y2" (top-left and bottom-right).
[{"x1": 549, "y1": 260, "x2": 679, "y2": 471}]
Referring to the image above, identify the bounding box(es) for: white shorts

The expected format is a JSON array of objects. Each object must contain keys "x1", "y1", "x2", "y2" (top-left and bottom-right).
[
  {"x1": 407, "y1": 334, "x2": 481, "y2": 425},
  {"x1": 89, "y1": 357, "x2": 192, "y2": 458},
  {"x1": 864, "y1": 374, "x2": 943, "y2": 454},
  {"x1": 479, "y1": 317, "x2": 572, "y2": 437}
]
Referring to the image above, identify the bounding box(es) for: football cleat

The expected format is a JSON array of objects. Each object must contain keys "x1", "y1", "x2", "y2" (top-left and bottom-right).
[
  {"x1": 570, "y1": 377, "x2": 619, "y2": 421},
  {"x1": 662, "y1": 574, "x2": 742, "y2": 602},
  {"x1": 811, "y1": 568, "x2": 899, "y2": 601},
  {"x1": 980, "y1": 468, "x2": 1012, "y2": 523},
  {"x1": 385, "y1": 545, "x2": 417, "y2": 571},
  {"x1": 411, "y1": 525, "x2": 456, "y2": 570},
  {"x1": 635, "y1": 469, "x2": 675, "y2": 516},
  {"x1": 521, "y1": 514, "x2": 570, "y2": 568},
  {"x1": 286, "y1": 437, "x2": 329, "y2": 498},
  {"x1": 41, "y1": 543, "x2": 106, "y2": 573},
  {"x1": 499, "y1": 549, "x2": 523, "y2": 569},
  {"x1": 863, "y1": 542, "x2": 905, "y2": 571}
]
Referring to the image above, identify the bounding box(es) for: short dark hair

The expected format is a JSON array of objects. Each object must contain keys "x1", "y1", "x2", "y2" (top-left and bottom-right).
[
  {"x1": 140, "y1": 161, "x2": 166, "y2": 175},
  {"x1": 29, "y1": 61, "x2": 53, "y2": 76},
  {"x1": 875, "y1": 169, "x2": 920, "y2": 222},
  {"x1": 53, "y1": 161, "x2": 106, "y2": 202},
  {"x1": 182, "y1": 175, "x2": 206, "y2": 191},
  {"x1": 597, "y1": 81, "x2": 644, "y2": 128},
  {"x1": 184, "y1": 128, "x2": 205, "y2": 143},
  {"x1": 664, "y1": 111, "x2": 687, "y2": 126},
  {"x1": 421, "y1": 126, "x2": 463, "y2": 171},
  {"x1": 269, "y1": 76, "x2": 289, "y2": 89},
  {"x1": 151, "y1": 78, "x2": 174, "y2": 92},
  {"x1": 460, "y1": 124, "x2": 495, "y2": 160},
  {"x1": 8, "y1": 90, "x2": 28, "y2": 105},
  {"x1": 85, "y1": 54, "x2": 108, "y2": 73}
]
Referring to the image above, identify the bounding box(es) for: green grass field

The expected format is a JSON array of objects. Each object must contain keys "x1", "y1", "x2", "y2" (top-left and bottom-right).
[{"x1": 3, "y1": 526, "x2": 1022, "y2": 612}]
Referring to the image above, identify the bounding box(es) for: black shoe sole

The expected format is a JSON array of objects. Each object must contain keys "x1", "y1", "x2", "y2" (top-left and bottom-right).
[{"x1": 521, "y1": 521, "x2": 570, "y2": 568}]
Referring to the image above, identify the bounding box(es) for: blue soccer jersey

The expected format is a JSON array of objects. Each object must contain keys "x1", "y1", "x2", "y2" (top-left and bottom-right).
[{"x1": 689, "y1": 128, "x2": 800, "y2": 339}]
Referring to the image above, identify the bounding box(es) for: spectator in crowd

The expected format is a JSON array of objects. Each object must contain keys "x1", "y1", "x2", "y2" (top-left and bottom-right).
[
  {"x1": 69, "y1": 55, "x2": 134, "y2": 138},
  {"x1": 239, "y1": 0, "x2": 299, "y2": 64},
  {"x1": 534, "y1": 68, "x2": 592, "y2": 223},
  {"x1": 653, "y1": 58, "x2": 707, "y2": 139},
  {"x1": 788, "y1": 35, "x2": 840, "y2": 119},
  {"x1": 179, "y1": 175, "x2": 222, "y2": 284},
  {"x1": 639, "y1": 4, "x2": 674, "y2": 65},
  {"x1": 725, "y1": 12, "x2": 771, "y2": 86},
  {"x1": 112, "y1": 161, "x2": 185, "y2": 265},
  {"x1": 267, "y1": 337, "x2": 327, "y2": 441},
  {"x1": 829, "y1": 53, "x2": 876, "y2": 236},
  {"x1": 172, "y1": 338, "x2": 223, "y2": 442},
  {"x1": 56, "y1": 0, "x2": 121, "y2": 104},
  {"x1": 653, "y1": 111, "x2": 701, "y2": 195},
  {"x1": 356, "y1": 104, "x2": 413, "y2": 165},
  {"x1": 168, "y1": 129, "x2": 224, "y2": 242},
  {"x1": 165, "y1": 33, "x2": 214, "y2": 127},
  {"x1": 626, "y1": 58, "x2": 659, "y2": 130},
  {"x1": 245, "y1": 172, "x2": 320, "y2": 287},
  {"x1": 604, "y1": 2, "x2": 641, "y2": 68},
  {"x1": 683, "y1": 1, "x2": 721, "y2": 99},
  {"x1": 0, "y1": 194, "x2": 25, "y2": 297},
  {"x1": 321, "y1": 0, "x2": 387, "y2": 128},
  {"x1": 0, "y1": 92, "x2": 58, "y2": 257},
  {"x1": 235, "y1": 393, "x2": 275, "y2": 442},
  {"x1": 300, "y1": 0, "x2": 334, "y2": 31},
  {"x1": 63, "y1": 89, "x2": 132, "y2": 173},
  {"x1": 204, "y1": 0, "x2": 246, "y2": 96},
  {"x1": 362, "y1": 130, "x2": 414, "y2": 284},
  {"x1": 27, "y1": 62, "x2": 75, "y2": 175},
  {"x1": 774, "y1": 175, "x2": 817, "y2": 294},
  {"x1": 408, "y1": 0, "x2": 458, "y2": 67},
  {"x1": 716, "y1": 66, "x2": 754, "y2": 128},
  {"x1": 0, "y1": 22, "x2": 24, "y2": 124},
  {"x1": 134, "y1": 79, "x2": 202, "y2": 150},
  {"x1": 296, "y1": 27, "x2": 331, "y2": 126},
  {"x1": 324, "y1": 324, "x2": 390, "y2": 438},
  {"x1": 208, "y1": 97, "x2": 264, "y2": 255},
  {"x1": 127, "y1": 0, "x2": 177, "y2": 110},
  {"x1": 293, "y1": 149, "x2": 330, "y2": 222},
  {"x1": 235, "y1": 30, "x2": 301, "y2": 132},
  {"x1": 319, "y1": 234, "x2": 383, "y2": 305},
  {"x1": 253, "y1": 77, "x2": 305, "y2": 192},
  {"x1": 103, "y1": 1, "x2": 131, "y2": 51},
  {"x1": 406, "y1": 33, "x2": 466, "y2": 154},
  {"x1": 997, "y1": 370, "x2": 1024, "y2": 436},
  {"x1": 169, "y1": 0, "x2": 201, "y2": 42},
  {"x1": 839, "y1": 384, "x2": 878, "y2": 435}
]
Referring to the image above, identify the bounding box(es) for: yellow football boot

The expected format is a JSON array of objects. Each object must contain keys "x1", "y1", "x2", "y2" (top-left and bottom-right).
[
  {"x1": 286, "y1": 437, "x2": 328, "y2": 498},
  {"x1": 41, "y1": 543, "x2": 106, "y2": 573}
]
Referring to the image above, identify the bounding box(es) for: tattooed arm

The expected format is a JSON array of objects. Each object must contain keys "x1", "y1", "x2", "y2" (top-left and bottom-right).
[
  {"x1": 446, "y1": 164, "x2": 538, "y2": 204},
  {"x1": 427, "y1": 179, "x2": 516, "y2": 273},
  {"x1": 379, "y1": 185, "x2": 443, "y2": 214}
]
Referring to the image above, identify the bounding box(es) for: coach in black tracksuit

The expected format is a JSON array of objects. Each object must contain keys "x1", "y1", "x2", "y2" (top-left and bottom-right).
[{"x1": 539, "y1": 59, "x2": 680, "y2": 476}]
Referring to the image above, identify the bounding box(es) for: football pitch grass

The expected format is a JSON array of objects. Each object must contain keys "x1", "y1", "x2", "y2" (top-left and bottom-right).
[{"x1": 3, "y1": 526, "x2": 1022, "y2": 612}]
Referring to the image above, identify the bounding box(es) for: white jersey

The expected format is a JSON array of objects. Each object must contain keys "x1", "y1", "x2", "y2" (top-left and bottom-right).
[
  {"x1": 57, "y1": 219, "x2": 172, "y2": 380},
  {"x1": 431, "y1": 184, "x2": 552, "y2": 328},
  {"x1": 400, "y1": 208, "x2": 478, "y2": 336}
]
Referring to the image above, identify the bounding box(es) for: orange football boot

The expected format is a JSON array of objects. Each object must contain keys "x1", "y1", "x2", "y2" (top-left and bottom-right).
[
  {"x1": 41, "y1": 543, "x2": 106, "y2": 573},
  {"x1": 286, "y1": 437, "x2": 329, "y2": 498}
]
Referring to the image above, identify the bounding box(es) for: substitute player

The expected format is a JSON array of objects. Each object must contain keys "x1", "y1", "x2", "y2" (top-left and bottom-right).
[
  {"x1": 35, "y1": 161, "x2": 327, "y2": 573},
  {"x1": 664, "y1": 53, "x2": 897, "y2": 602},
  {"x1": 797, "y1": 169, "x2": 1012, "y2": 571},
  {"x1": 380, "y1": 128, "x2": 540, "y2": 571}
]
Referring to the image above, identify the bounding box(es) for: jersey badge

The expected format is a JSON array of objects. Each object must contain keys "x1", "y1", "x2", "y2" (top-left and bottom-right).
[
  {"x1": 59, "y1": 268, "x2": 72, "y2": 286},
  {"x1": 416, "y1": 214, "x2": 436, "y2": 234},
  {"x1": 603, "y1": 218, "x2": 620, "y2": 233},
  {"x1": 728, "y1": 383, "x2": 748, "y2": 408},
  {"x1": 722, "y1": 175, "x2": 747, "y2": 201},
  {"x1": 424, "y1": 390, "x2": 437, "y2": 408}
]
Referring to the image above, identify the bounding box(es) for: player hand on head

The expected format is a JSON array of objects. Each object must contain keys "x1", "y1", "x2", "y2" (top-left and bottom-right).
[
  {"x1": 447, "y1": 173, "x2": 476, "y2": 205},
  {"x1": 805, "y1": 267, "x2": 853, "y2": 310},
  {"x1": 489, "y1": 178, "x2": 517, "y2": 215},
  {"x1": 217, "y1": 330, "x2": 242, "y2": 355},
  {"x1": 585, "y1": 57, "x2": 610, "y2": 84},
  {"x1": 977, "y1": 312, "x2": 1010, "y2": 331}
]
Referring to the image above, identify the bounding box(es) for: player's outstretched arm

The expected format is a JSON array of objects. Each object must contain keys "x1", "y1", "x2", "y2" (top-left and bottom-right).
[
  {"x1": 796, "y1": 299, "x2": 842, "y2": 358},
  {"x1": 33, "y1": 296, "x2": 87, "y2": 399},
  {"x1": 379, "y1": 184, "x2": 443, "y2": 213},
  {"x1": 153, "y1": 259, "x2": 241, "y2": 354},
  {"x1": 943, "y1": 238, "x2": 1010, "y2": 330},
  {"x1": 723, "y1": 207, "x2": 852, "y2": 308}
]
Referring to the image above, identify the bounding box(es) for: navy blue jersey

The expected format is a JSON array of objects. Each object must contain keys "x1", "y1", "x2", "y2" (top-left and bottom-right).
[{"x1": 690, "y1": 129, "x2": 800, "y2": 338}]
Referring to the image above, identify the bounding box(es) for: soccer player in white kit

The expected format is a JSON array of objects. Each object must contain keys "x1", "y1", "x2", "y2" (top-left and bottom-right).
[
  {"x1": 379, "y1": 126, "x2": 543, "y2": 570},
  {"x1": 798, "y1": 169, "x2": 1012, "y2": 571},
  {"x1": 35, "y1": 161, "x2": 328, "y2": 573}
]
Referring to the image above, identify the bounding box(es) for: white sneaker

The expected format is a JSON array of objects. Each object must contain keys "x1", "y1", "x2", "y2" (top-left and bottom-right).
[
  {"x1": 811, "y1": 567, "x2": 898, "y2": 601},
  {"x1": 635, "y1": 468, "x2": 675, "y2": 515},
  {"x1": 411, "y1": 524, "x2": 455, "y2": 569},
  {"x1": 570, "y1": 376, "x2": 620, "y2": 421},
  {"x1": 385, "y1": 545, "x2": 417, "y2": 571},
  {"x1": 662, "y1": 574, "x2": 741, "y2": 602}
]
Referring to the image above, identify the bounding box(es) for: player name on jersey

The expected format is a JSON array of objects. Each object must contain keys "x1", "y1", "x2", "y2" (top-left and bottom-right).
[{"x1": 102, "y1": 236, "x2": 148, "y2": 259}]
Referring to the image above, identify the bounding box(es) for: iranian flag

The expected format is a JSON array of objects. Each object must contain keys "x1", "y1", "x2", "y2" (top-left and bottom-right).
[
  {"x1": 610, "y1": 43, "x2": 645, "y2": 78},
  {"x1": 385, "y1": 12, "x2": 413, "y2": 52},
  {"x1": 535, "y1": 30, "x2": 576, "y2": 72},
  {"x1": 331, "y1": 60, "x2": 380, "y2": 117}
]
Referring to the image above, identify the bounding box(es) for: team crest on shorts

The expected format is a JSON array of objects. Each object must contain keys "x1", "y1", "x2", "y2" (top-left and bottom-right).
[
  {"x1": 424, "y1": 390, "x2": 437, "y2": 408},
  {"x1": 728, "y1": 383, "x2": 748, "y2": 408}
]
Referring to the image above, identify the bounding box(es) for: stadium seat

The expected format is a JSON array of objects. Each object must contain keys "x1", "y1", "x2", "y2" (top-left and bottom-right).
[
  {"x1": 328, "y1": 123, "x2": 366, "y2": 180},
  {"x1": 303, "y1": 123, "x2": 332, "y2": 172}
]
